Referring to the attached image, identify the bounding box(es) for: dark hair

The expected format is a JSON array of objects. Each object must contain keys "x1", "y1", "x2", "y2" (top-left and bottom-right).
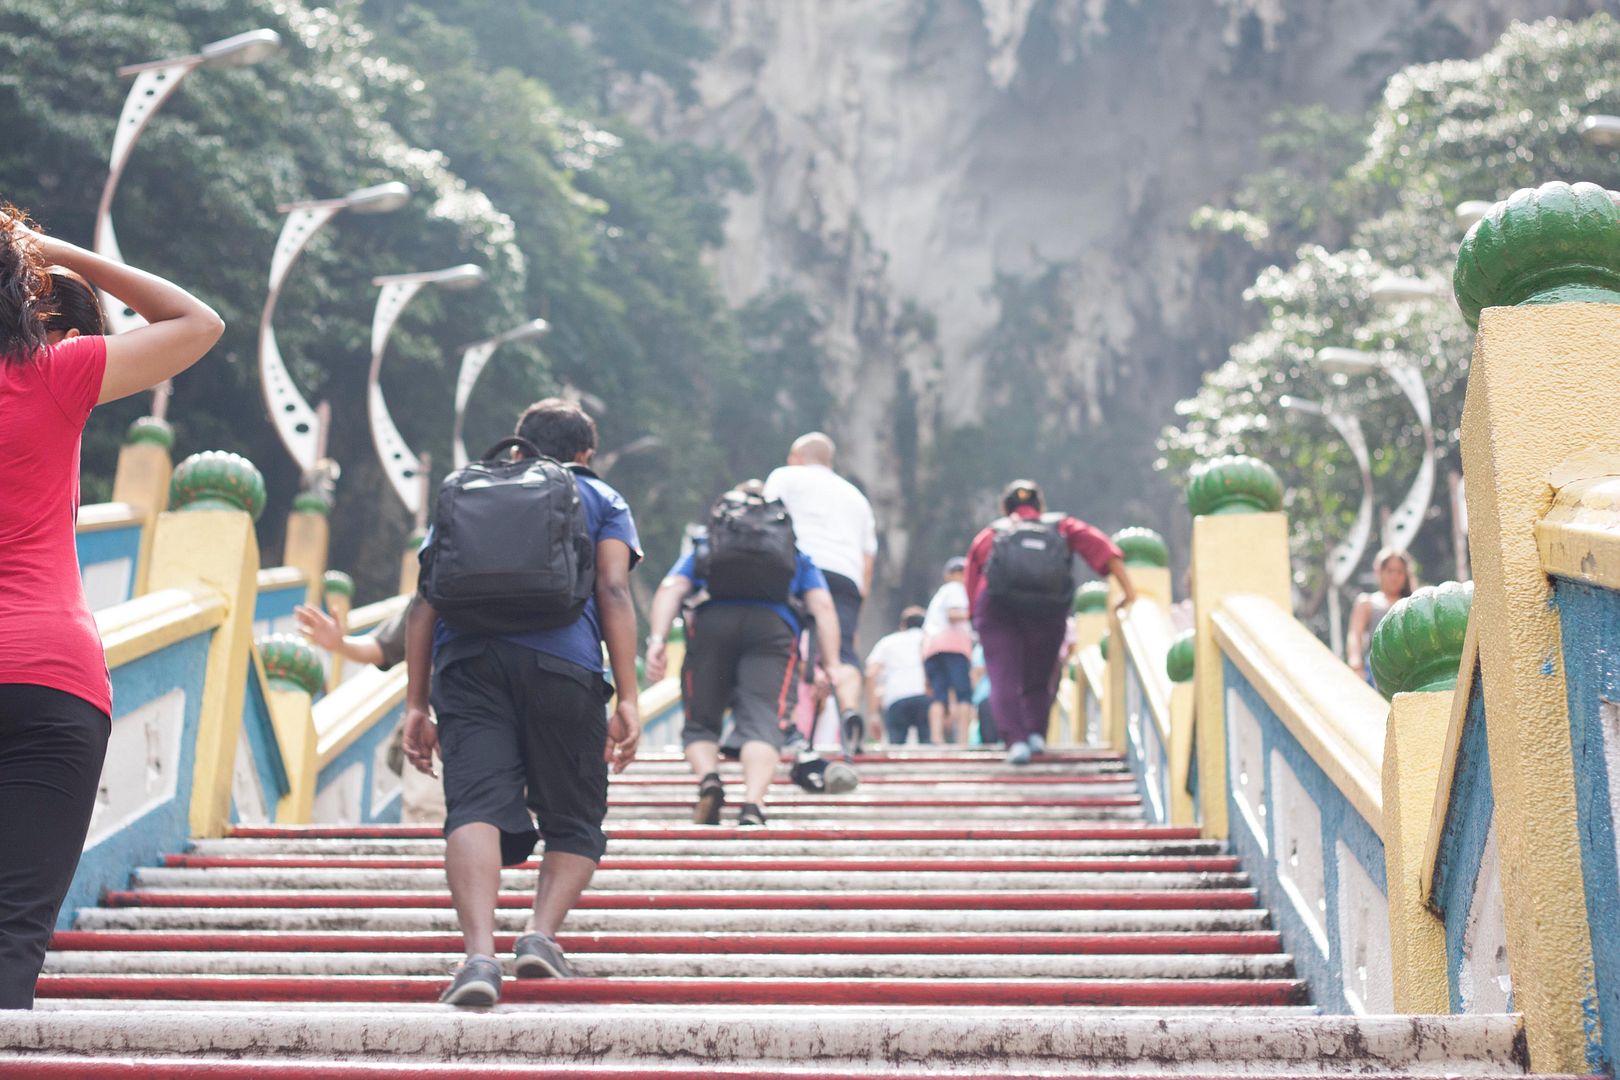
[
  {"x1": 1001, "y1": 478, "x2": 1043, "y2": 514},
  {"x1": 0, "y1": 204, "x2": 53, "y2": 364},
  {"x1": 1374, "y1": 546, "x2": 1414, "y2": 599},
  {"x1": 901, "y1": 606, "x2": 925, "y2": 630},
  {"x1": 44, "y1": 268, "x2": 105, "y2": 337},
  {"x1": 515, "y1": 397, "x2": 597, "y2": 461}
]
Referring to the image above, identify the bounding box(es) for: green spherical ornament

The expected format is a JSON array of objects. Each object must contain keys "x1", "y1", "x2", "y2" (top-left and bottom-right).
[
  {"x1": 125, "y1": 415, "x2": 174, "y2": 450},
  {"x1": 1166, "y1": 630, "x2": 1196, "y2": 683},
  {"x1": 1187, "y1": 455, "x2": 1283, "y2": 517},
  {"x1": 1112, "y1": 526, "x2": 1169, "y2": 569},
  {"x1": 1453, "y1": 181, "x2": 1620, "y2": 330},
  {"x1": 322, "y1": 570, "x2": 355, "y2": 600},
  {"x1": 258, "y1": 633, "x2": 325, "y2": 697},
  {"x1": 1072, "y1": 582, "x2": 1109, "y2": 615},
  {"x1": 1098, "y1": 633, "x2": 1110, "y2": 661},
  {"x1": 292, "y1": 490, "x2": 333, "y2": 516},
  {"x1": 169, "y1": 451, "x2": 267, "y2": 521},
  {"x1": 1369, "y1": 581, "x2": 1473, "y2": 699}
]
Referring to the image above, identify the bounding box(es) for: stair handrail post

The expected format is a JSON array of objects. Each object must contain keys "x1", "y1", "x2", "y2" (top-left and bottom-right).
[
  {"x1": 257, "y1": 632, "x2": 325, "y2": 823},
  {"x1": 1451, "y1": 180, "x2": 1620, "y2": 1071},
  {"x1": 1105, "y1": 527, "x2": 1171, "y2": 754},
  {"x1": 111, "y1": 415, "x2": 175, "y2": 596},
  {"x1": 1185, "y1": 455, "x2": 1291, "y2": 839}
]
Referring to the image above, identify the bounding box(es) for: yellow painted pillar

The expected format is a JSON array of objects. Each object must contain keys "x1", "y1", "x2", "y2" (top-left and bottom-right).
[
  {"x1": 1166, "y1": 630, "x2": 1197, "y2": 826},
  {"x1": 1106, "y1": 527, "x2": 1172, "y2": 755},
  {"x1": 321, "y1": 571, "x2": 355, "y2": 692},
  {"x1": 258, "y1": 634, "x2": 326, "y2": 824},
  {"x1": 399, "y1": 529, "x2": 424, "y2": 597},
  {"x1": 1070, "y1": 587, "x2": 1109, "y2": 744},
  {"x1": 283, "y1": 492, "x2": 332, "y2": 607},
  {"x1": 1381, "y1": 688, "x2": 1453, "y2": 1013},
  {"x1": 110, "y1": 417, "x2": 174, "y2": 596},
  {"x1": 149, "y1": 451, "x2": 268, "y2": 839}
]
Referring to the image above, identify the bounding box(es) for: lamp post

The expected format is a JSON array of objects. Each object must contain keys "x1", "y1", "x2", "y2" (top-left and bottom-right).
[
  {"x1": 451, "y1": 319, "x2": 550, "y2": 469},
  {"x1": 97, "y1": 28, "x2": 283, "y2": 419},
  {"x1": 369, "y1": 264, "x2": 487, "y2": 524},
  {"x1": 1279, "y1": 394, "x2": 1375, "y2": 658},
  {"x1": 261, "y1": 182, "x2": 410, "y2": 483}
]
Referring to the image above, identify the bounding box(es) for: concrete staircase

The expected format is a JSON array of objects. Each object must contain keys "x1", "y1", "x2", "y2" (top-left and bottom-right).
[{"x1": 0, "y1": 748, "x2": 1543, "y2": 1076}]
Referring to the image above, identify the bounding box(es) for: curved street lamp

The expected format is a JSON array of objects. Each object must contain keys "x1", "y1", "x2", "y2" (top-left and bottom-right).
[
  {"x1": 451, "y1": 318, "x2": 551, "y2": 469},
  {"x1": 261, "y1": 182, "x2": 410, "y2": 481},
  {"x1": 1580, "y1": 114, "x2": 1620, "y2": 149},
  {"x1": 369, "y1": 264, "x2": 487, "y2": 522},
  {"x1": 97, "y1": 28, "x2": 283, "y2": 417},
  {"x1": 1280, "y1": 394, "x2": 1375, "y2": 658}
]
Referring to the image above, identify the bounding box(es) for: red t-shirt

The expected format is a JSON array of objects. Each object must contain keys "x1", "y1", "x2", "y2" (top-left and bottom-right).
[
  {"x1": 0, "y1": 335, "x2": 111, "y2": 715},
  {"x1": 963, "y1": 506, "x2": 1123, "y2": 619}
]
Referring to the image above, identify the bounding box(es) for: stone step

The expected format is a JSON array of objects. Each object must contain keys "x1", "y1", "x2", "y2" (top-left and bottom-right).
[
  {"x1": 41, "y1": 950, "x2": 1296, "y2": 980},
  {"x1": 165, "y1": 853, "x2": 1243, "y2": 873},
  {"x1": 599, "y1": 795, "x2": 1141, "y2": 808},
  {"x1": 100, "y1": 888, "x2": 1261, "y2": 912},
  {"x1": 31, "y1": 973, "x2": 1310, "y2": 1007},
  {"x1": 191, "y1": 837, "x2": 1228, "y2": 858},
  {"x1": 222, "y1": 824, "x2": 1198, "y2": 842},
  {"x1": 607, "y1": 774, "x2": 1135, "y2": 786},
  {"x1": 47, "y1": 930, "x2": 1286, "y2": 955},
  {"x1": 127, "y1": 867, "x2": 1251, "y2": 893},
  {"x1": 71, "y1": 906, "x2": 1276, "y2": 934},
  {"x1": 596, "y1": 806, "x2": 1145, "y2": 822},
  {"x1": 0, "y1": 1009, "x2": 1531, "y2": 1074}
]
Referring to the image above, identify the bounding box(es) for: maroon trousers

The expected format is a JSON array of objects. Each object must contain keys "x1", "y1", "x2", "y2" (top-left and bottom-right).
[{"x1": 973, "y1": 604, "x2": 1067, "y2": 748}]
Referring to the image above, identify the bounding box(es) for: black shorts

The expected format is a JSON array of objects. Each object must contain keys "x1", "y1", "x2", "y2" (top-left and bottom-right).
[
  {"x1": 925, "y1": 652, "x2": 973, "y2": 705},
  {"x1": 681, "y1": 605, "x2": 799, "y2": 751},
  {"x1": 822, "y1": 571, "x2": 863, "y2": 666},
  {"x1": 430, "y1": 640, "x2": 612, "y2": 865}
]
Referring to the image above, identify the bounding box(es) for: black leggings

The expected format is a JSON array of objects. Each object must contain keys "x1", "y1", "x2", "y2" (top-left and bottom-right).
[{"x1": 0, "y1": 683, "x2": 110, "y2": 1009}]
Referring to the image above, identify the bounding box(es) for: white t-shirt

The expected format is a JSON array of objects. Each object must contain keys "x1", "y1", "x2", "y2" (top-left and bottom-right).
[
  {"x1": 763, "y1": 464, "x2": 877, "y2": 591},
  {"x1": 865, "y1": 627, "x2": 927, "y2": 708},
  {"x1": 922, "y1": 580, "x2": 973, "y2": 657}
]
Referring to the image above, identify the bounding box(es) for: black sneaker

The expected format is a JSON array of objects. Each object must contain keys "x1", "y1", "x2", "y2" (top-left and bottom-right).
[
  {"x1": 790, "y1": 756, "x2": 829, "y2": 793},
  {"x1": 738, "y1": 802, "x2": 767, "y2": 827},
  {"x1": 439, "y1": 955, "x2": 502, "y2": 1006},
  {"x1": 693, "y1": 773, "x2": 725, "y2": 825},
  {"x1": 513, "y1": 932, "x2": 577, "y2": 979}
]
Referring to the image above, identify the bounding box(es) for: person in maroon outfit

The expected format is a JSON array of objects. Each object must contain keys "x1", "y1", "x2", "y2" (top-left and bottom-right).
[
  {"x1": 0, "y1": 207, "x2": 223, "y2": 1009},
  {"x1": 964, "y1": 479, "x2": 1137, "y2": 764}
]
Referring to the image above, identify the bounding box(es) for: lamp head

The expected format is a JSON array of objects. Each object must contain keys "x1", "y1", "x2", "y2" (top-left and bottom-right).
[
  {"x1": 431, "y1": 264, "x2": 486, "y2": 291},
  {"x1": 1580, "y1": 114, "x2": 1620, "y2": 149},
  {"x1": 199, "y1": 28, "x2": 283, "y2": 68},
  {"x1": 342, "y1": 182, "x2": 410, "y2": 215},
  {"x1": 1369, "y1": 275, "x2": 1443, "y2": 304},
  {"x1": 1313, "y1": 347, "x2": 1379, "y2": 376},
  {"x1": 1455, "y1": 200, "x2": 1492, "y2": 229},
  {"x1": 491, "y1": 318, "x2": 551, "y2": 346}
]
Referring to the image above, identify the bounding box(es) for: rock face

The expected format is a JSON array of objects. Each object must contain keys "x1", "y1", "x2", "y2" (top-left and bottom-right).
[{"x1": 629, "y1": 0, "x2": 1603, "y2": 625}]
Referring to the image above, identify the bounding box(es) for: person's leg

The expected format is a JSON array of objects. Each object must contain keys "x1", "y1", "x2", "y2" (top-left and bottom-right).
[
  {"x1": 444, "y1": 822, "x2": 503, "y2": 960},
  {"x1": 684, "y1": 739, "x2": 720, "y2": 779},
  {"x1": 680, "y1": 609, "x2": 737, "y2": 820},
  {"x1": 824, "y1": 573, "x2": 871, "y2": 738},
  {"x1": 532, "y1": 851, "x2": 598, "y2": 939},
  {"x1": 899, "y1": 696, "x2": 931, "y2": 745},
  {"x1": 0, "y1": 685, "x2": 109, "y2": 1010},
  {"x1": 883, "y1": 701, "x2": 908, "y2": 745},
  {"x1": 739, "y1": 740, "x2": 778, "y2": 806},
  {"x1": 732, "y1": 610, "x2": 797, "y2": 814},
  {"x1": 924, "y1": 655, "x2": 949, "y2": 744},
  {"x1": 1016, "y1": 615, "x2": 1068, "y2": 747},
  {"x1": 976, "y1": 610, "x2": 1026, "y2": 748},
  {"x1": 947, "y1": 654, "x2": 975, "y2": 744}
]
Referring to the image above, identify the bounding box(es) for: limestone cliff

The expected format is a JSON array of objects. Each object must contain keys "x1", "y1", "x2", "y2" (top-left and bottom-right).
[{"x1": 623, "y1": 0, "x2": 1609, "y2": 623}]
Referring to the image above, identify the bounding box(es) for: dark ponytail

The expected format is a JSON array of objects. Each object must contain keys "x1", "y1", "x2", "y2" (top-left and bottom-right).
[
  {"x1": 44, "y1": 268, "x2": 105, "y2": 337},
  {"x1": 0, "y1": 204, "x2": 52, "y2": 364}
]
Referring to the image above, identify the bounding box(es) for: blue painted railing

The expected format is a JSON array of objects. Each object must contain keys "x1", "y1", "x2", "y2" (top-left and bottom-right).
[
  {"x1": 253, "y1": 568, "x2": 306, "y2": 638},
  {"x1": 231, "y1": 654, "x2": 293, "y2": 825},
  {"x1": 75, "y1": 504, "x2": 145, "y2": 611}
]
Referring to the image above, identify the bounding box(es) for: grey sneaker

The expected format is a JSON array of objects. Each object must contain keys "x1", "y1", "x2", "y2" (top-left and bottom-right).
[
  {"x1": 439, "y1": 955, "x2": 502, "y2": 1006},
  {"x1": 1027, "y1": 733, "x2": 1047, "y2": 755},
  {"x1": 823, "y1": 760, "x2": 859, "y2": 794},
  {"x1": 1005, "y1": 740, "x2": 1032, "y2": 766},
  {"x1": 514, "y1": 932, "x2": 577, "y2": 978}
]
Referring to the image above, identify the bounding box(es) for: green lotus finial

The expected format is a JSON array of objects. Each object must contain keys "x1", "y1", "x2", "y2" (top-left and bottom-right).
[
  {"x1": 291, "y1": 489, "x2": 333, "y2": 516},
  {"x1": 257, "y1": 633, "x2": 325, "y2": 697},
  {"x1": 1166, "y1": 630, "x2": 1195, "y2": 683},
  {"x1": 1073, "y1": 581, "x2": 1109, "y2": 615},
  {"x1": 1099, "y1": 632, "x2": 1111, "y2": 661},
  {"x1": 169, "y1": 451, "x2": 267, "y2": 521},
  {"x1": 1453, "y1": 181, "x2": 1620, "y2": 329},
  {"x1": 125, "y1": 415, "x2": 174, "y2": 450},
  {"x1": 322, "y1": 570, "x2": 355, "y2": 601},
  {"x1": 1369, "y1": 581, "x2": 1473, "y2": 699},
  {"x1": 1112, "y1": 526, "x2": 1169, "y2": 569},
  {"x1": 1187, "y1": 455, "x2": 1284, "y2": 517}
]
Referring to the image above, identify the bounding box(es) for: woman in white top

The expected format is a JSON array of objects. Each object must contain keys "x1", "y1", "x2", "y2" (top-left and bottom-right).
[{"x1": 1346, "y1": 547, "x2": 1413, "y2": 685}]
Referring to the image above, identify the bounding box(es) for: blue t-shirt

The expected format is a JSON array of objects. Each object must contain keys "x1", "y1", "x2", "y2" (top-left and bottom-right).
[
  {"x1": 431, "y1": 472, "x2": 641, "y2": 674},
  {"x1": 670, "y1": 549, "x2": 827, "y2": 634}
]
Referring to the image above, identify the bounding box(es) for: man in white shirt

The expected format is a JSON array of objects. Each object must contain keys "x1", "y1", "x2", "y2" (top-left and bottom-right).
[
  {"x1": 764, "y1": 432, "x2": 878, "y2": 740},
  {"x1": 865, "y1": 608, "x2": 930, "y2": 745},
  {"x1": 922, "y1": 557, "x2": 975, "y2": 744}
]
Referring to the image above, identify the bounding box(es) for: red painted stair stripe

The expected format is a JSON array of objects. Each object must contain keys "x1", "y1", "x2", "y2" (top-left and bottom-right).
[
  {"x1": 226, "y1": 825, "x2": 1201, "y2": 841},
  {"x1": 48, "y1": 929, "x2": 1284, "y2": 955},
  {"x1": 162, "y1": 854, "x2": 1242, "y2": 873},
  {"x1": 102, "y1": 889, "x2": 1260, "y2": 911},
  {"x1": 33, "y1": 974, "x2": 1307, "y2": 1006},
  {"x1": 27, "y1": 1064, "x2": 1526, "y2": 1080}
]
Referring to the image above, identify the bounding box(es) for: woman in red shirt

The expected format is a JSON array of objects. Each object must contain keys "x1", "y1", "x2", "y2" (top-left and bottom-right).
[
  {"x1": 0, "y1": 207, "x2": 223, "y2": 1009},
  {"x1": 963, "y1": 479, "x2": 1137, "y2": 765}
]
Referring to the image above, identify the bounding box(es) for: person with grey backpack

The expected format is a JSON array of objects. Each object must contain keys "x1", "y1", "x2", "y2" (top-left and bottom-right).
[{"x1": 403, "y1": 398, "x2": 642, "y2": 1007}]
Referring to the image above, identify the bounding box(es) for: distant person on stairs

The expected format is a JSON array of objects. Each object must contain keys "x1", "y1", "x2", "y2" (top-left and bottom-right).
[
  {"x1": 764, "y1": 432, "x2": 877, "y2": 746},
  {"x1": 0, "y1": 209, "x2": 224, "y2": 1010},
  {"x1": 866, "y1": 607, "x2": 931, "y2": 746},
  {"x1": 922, "y1": 556, "x2": 975, "y2": 744},
  {"x1": 403, "y1": 399, "x2": 643, "y2": 1007},
  {"x1": 645, "y1": 482, "x2": 847, "y2": 828},
  {"x1": 964, "y1": 480, "x2": 1136, "y2": 766}
]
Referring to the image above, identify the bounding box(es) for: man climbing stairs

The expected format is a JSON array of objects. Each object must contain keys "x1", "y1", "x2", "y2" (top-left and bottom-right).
[{"x1": 0, "y1": 748, "x2": 1544, "y2": 1075}]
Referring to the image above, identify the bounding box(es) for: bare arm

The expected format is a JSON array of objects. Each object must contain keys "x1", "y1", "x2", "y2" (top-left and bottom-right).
[
  {"x1": 1107, "y1": 557, "x2": 1139, "y2": 612},
  {"x1": 27, "y1": 229, "x2": 223, "y2": 404},
  {"x1": 295, "y1": 605, "x2": 385, "y2": 668},
  {"x1": 1345, "y1": 597, "x2": 1373, "y2": 671},
  {"x1": 400, "y1": 598, "x2": 439, "y2": 777},
  {"x1": 597, "y1": 540, "x2": 641, "y2": 773},
  {"x1": 865, "y1": 658, "x2": 886, "y2": 719},
  {"x1": 643, "y1": 575, "x2": 694, "y2": 682},
  {"x1": 862, "y1": 552, "x2": 875, "y2": 597}
]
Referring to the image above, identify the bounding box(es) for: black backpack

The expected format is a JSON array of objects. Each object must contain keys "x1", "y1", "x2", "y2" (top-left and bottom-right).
[
  {"x1": 698, "y1": 493, "x2": 798, "y2": 602},
  {"x1": 419, "y1": 437, "x2": 595, "y2": 635},
  {"x1": 984, "y1": 513, "x2": 1075, "y2": 615}
]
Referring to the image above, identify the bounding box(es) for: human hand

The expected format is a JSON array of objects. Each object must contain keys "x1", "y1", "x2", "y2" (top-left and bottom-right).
[
  {"x1": 605, "y1": 699, "x2": 641, "y2": 774},
  {"x1": 402, "y1": 706, "x2": 439, "y2": 777},
  {"x1": 295, "y1": 604, "x2": 343, "y2": 652},
  {"x1": 644, "y1": 641, "x2": 667, "y2": 682}
]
